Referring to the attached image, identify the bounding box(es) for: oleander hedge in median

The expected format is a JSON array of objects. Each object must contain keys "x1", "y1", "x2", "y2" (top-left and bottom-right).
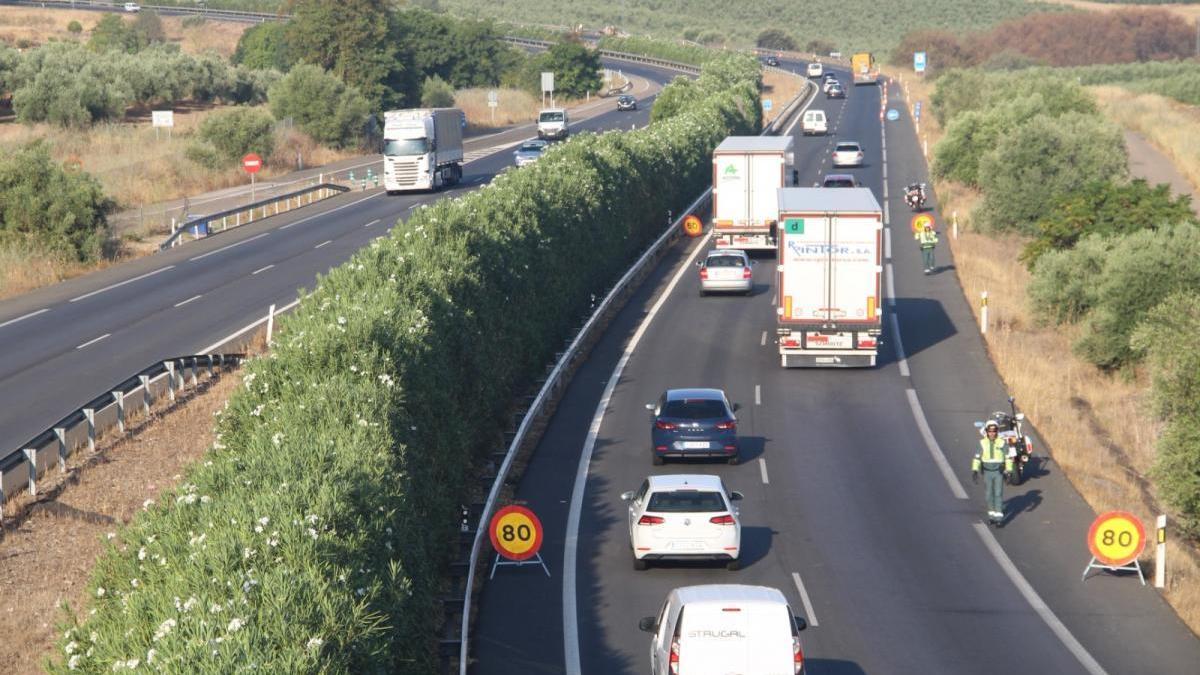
[{"x1": 52, "y1": 54, "x2": 760, "y2": 673}]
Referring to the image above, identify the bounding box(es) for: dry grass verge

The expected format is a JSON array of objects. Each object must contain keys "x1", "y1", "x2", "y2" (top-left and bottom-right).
[
  {"x1": 887, "y1": 65, "x2": 1200, "y2": 634},
  {"x1": 457, "y1": 87, "x2": 543, "y2": 131},
  {"x1": 1038, "y1": 0, "x2": 1200, "y2": 22},
  {"x1": 0, "y1": 7, "x2": 246, "y2": 56},
  {"x1": 762, "y1": 68, "x2": 804, "y2": 126},
  {"x1": 1089, "y1": 85, "x2": 1200, "y2": 192}
]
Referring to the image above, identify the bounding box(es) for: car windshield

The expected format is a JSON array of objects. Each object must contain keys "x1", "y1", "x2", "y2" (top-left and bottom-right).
[
  {"x1": 825, "y1": 178, "x2": 855, "y2": 188},
  {"x1": 539, "y1": 111, "x2": 565, "y2": 122},
  {"x1": 619, "y1": 96, "x2": 633, "y2": 103},
  {"x1": 705, "y1": 255, "x2": 745, "y2": 268},
  {"x1": 662, "y1": 399, "x2": 727, "y2": 419},
  {"x1": 384, "y1": 138, "x2": 428, "y2": 156},
  {"x1": 647, "y1": 490, "x2": 726, "y2": 513}
]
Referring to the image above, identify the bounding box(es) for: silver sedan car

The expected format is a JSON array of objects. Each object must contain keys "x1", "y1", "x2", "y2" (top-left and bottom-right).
[
  {"x1": 697, "y1": 249, "x2": 754, "y2": 296},
  {"x1": 513, "y1": 139, "x2": 549, "y2": 167},
  {"x1": 832, "y1": 141, "x2": 864, "y2": 167}
]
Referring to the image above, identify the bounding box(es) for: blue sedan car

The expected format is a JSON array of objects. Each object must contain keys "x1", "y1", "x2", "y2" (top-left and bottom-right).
[{"x1": 646, "y1": 388, "x2": 739, "y2": 465}]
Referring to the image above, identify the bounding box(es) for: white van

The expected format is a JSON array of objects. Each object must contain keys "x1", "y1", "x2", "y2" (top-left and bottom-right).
[
  {"x1": 537, "y1": 108, "x2": 569, "y2": 141},
  {"x1": 801, "y1": 109, "x2": 827, "y2": 135},
  {"x1": 806, "y1": 62, "x2": 823, "y2": 78},
  {"x1": 639, "y1": 584, "x2": 808, "y2": 675}
]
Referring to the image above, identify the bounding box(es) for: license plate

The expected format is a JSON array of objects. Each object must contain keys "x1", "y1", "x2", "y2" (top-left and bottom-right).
[
  {"x1": 681, "y1": 441, "x2": 709, "y2": 449},
  {"x1": 671, "y1": 541, "x2": 703, "y2": 551}
]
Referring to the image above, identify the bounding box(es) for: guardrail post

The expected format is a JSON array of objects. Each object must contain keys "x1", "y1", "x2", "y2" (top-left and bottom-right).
[
  {"x1": 140, "y1": 374, "x2": 151, "y2": 417},
  {"x1": 266, "y1": 304, "x2": 277, "y2": 346},
  {"x1": 236, "y1": 212, "x2": 241, "y2": 227},
  {"x1": 84, "y1": 408, "x2": 96, "y2": 452},
  {"x1": 113, "y1": 390, "x2": 125, "y2": 433},
  {"x1": 54, "y1": 427, "x2": 67, "y2": 471},
  {"x1": 165, "y1": 361, "x2": 176, "y2": 402},
  {"x1": 207, "y1": 354, "x2": 216, "y2": 378},
  {"x1": 24, "y1": 448, "x2": 36, "y2": 496},
  {"x1": 222, "y1": 215, "x2": 228, "y2": 232}
]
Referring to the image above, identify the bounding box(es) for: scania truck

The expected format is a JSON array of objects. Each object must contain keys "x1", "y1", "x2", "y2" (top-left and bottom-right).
[
  {"x1": 775, "y1": 188, "x2": 883, "y2": 367},
  {"x1": 383, "y1": 108, "x2": 464, "y2": 193},
  {"x1": 711, "y1": 136, "x2": 795, "y2": 252}
]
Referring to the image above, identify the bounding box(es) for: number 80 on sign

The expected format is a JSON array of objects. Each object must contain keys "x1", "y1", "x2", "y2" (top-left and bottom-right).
[
  {"x1": 489, "y1": 505, "x2": 544, "y2": 561},
  {"x1": 1087, "y1": 510, "x2": 1146, "y2": 567}
]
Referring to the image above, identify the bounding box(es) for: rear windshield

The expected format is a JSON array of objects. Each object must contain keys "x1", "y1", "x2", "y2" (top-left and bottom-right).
[
  {"x1": 824, "y1": 178, "x2": 855, "y2": 188},
  {"x1": 518, "y1": 142, "x2": 544, "y2": 152},
  {"x1": 705, "y1": 255, "x2": 745, "y2": 268},
  {"x1": 539, "y1": 111, "x2": 565, "y2": 122},
  {"x1": 662, "y1": 399, "x2": 727, "y2": 419},
  {"x1": 835, "y1": 144, "x2": 859, "y2": 152},
  {"x1": 647, "y1": 490, "x2": 726, "y2": 512}
]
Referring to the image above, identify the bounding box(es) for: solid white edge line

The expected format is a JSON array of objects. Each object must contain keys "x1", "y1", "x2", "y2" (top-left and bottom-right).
[
  {"x1": 69, "y1": 265, "x2": 176, "y2": 302},
  {"x1": 197, "y1": 297, "x2": 302, "y2": 354},
  {"x1": 314, "y1": 240, "x2": 332, "y2": 249},
  {"x1": 280, "y1": 192, "x2": 382, "y2": 230},
  {"x1": 973, "y1": 524, "x2": 1108, "y2": 675},
  {"x1": 174, "y1": 294, "x2": 202, "y2": 308},
  {"x1": 365, "y1": 219, "x2": 380, "y2": 227},
  {"x1": 252, "y1": 265, "x2": 274, "y2": 275},
  {"x1": 904, "y1": 388, "x2": 969, "y2": 500},
  {"x1": 755, "y1": 384, "x2": 762, "y2": 406},
  {"x1": 564, "y1": 232, "x2": 714, "y2": 675},
  {"x1": 758, "y1": 458, "x2": 770, "y2": 485},
  {"x1": 188, "y1": 232, "x2": 270, "y2": 262},
  {"x1": 890, "y1": 313, "x2": 910, "y2": 378},
  {"x1": 791, "y1": 572, "x2": 819, "y2": 627},
  {"x1": 0, "y1": 307, "x2": 49, "y2": 329},
  {"x1": 76, "y1": 333, "x2": 111, "y2": 350}
]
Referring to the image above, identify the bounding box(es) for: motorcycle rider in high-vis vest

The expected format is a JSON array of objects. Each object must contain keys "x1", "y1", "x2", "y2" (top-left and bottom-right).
[{"x1": 972, "y1": 420, "x2": 1013, "y2": 524}]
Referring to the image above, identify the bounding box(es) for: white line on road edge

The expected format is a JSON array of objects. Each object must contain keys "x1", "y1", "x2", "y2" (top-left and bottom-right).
[
  {"x1": 198, "y1": 297, "x2": 302, "y2": 354},
  {"x1": 70, "y1": 265, "x2": 176, "y2": 302},
  {"x1": 973, "y1": 524, "x2": 1108, "y2": 675},
  {"x1": 755, "y1": 384, "x2": 762, "y2": 406},
  {"x1": 189, "y1": 233, "x2": 270, "y2": 262},
  {"x1": 0, "y1": 308, "x2": 49, "y2": 329},
  {"x1": 759, "y1": 458, "x2": 770, "y2": 485},
  {"x1": 904, "y1": 388, "x2": 968, "y2": 500},
  {"x1": 564, "y1": 232, "x2": 714, "y2": 675},
  {"x1": 761, "y1": 330, "x2": 767, "y2": 347},
  {"x1": 280, "y1": 192, "x2": 382, "y2": 230},
  {"x1": 884, "y1": 227, "x2": 892, "y2": 260},
  {"x1": 252, "y1": 265, "x2": 274, "y2": 275},
  {"x1": 174, "y1": 294, "x2": 202, "y2": 308},
  {"x1": 885, "y1": 262, "x2": 896, "y2": 301},
  {"x1": 314, "y1": 240, "x2": 332, "y2": 249},
  {"x1": 791, "y1": 572, "x2": 819, "y2": 627},
  {"x1": 76, "y1": 333, "x2": 110, "y2": 350},
  {"x1": 889, "y1": 313, "x2": 910, "y2": 377},
  {"x1": 365, "y1": 219, "x2": 380, "y2": 227}
]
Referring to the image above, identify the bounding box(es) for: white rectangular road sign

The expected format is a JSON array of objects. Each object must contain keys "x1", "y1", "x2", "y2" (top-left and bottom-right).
[
  {"x1": 541, "y1": 71, "x2": 554, "y2": 93},
  {"x1": 487, "y1": 89, "x2": 498, "y2": 103},
  {"x1": 151, "y1": 110, "x2": 174, "y2": 128}
]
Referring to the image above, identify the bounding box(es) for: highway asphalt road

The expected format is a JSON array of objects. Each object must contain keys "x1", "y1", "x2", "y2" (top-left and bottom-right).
[
  {"x1": 0, "y1": 59, "x2": 674, "y2": 458},
  {"x1": 468, "y1": 63, "x2": 1200, "y2": 673}
]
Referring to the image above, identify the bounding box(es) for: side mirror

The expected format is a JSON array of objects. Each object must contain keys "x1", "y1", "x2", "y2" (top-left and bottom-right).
[
  {"x1": 732, "y1": 403, "x2": 741, "y2": 412},
  {"x1": 729, "y1": 491, "x2": 744, "y2": 501},
  {"x1": 695, "y1": 260, "x2": 703, "y2": 267},
  {"x1": 645, "y1": 403, "x2": 656, "y2": 412},
  {"x1": 638, "y1": 616, "x2": 658, "y2": 633},
  {"x1": 620, "y1": 491, "x2": 635, "y2": 501},
  {"x1": 795, "y1": 615, "x2": 808, "y2": 632},
  {"x1": 1015, "y1": 413, "x2": 1025, "y2": 421}
]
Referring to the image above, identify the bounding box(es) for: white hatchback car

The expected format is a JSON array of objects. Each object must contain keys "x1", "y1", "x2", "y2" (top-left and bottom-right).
[
  {"x1": 622, "y1": 474, "x2": 743, "y2": 571},
  {"x1": 697, "y1": 249, "x2": 754, "y2": 296},
  {"x1": 832, "y1": 141, "x2": 864, "y2": 167}
]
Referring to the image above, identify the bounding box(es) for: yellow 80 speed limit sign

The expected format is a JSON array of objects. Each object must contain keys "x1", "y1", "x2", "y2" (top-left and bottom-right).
[
  {"x1": 1087, "y1": 511, "x2": 1146, "y2": 567},
  {"x1": 489, "y1": 505, "x2": 544, "y2": 561}
]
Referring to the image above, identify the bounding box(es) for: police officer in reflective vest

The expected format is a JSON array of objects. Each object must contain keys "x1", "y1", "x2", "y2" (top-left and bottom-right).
[
  {"x1": 972, "y1": 420, "x2": 1013, "y2": 523},
  {"x1": 915, "y1": 222, "x2": 938, "y2": 274}
]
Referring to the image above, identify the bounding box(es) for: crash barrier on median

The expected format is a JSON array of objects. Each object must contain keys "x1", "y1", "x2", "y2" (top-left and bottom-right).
[
  {"x1": 0, "y1": 354, "x2": 244, "y2": 526},
  {"x1": 6, "y1": 0, "x2": 279, "y2": 23},
  {"x1": 158, "y1": 183, "x2": 350, "y2": 250}
]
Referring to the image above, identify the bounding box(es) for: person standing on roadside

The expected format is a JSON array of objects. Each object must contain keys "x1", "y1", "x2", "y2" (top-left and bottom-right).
[
  {"x1": 972, "y1": 420, "x2": 1013, "y2": 524},
  {"x1": 915, "y1": 222, "x2": 938, "y2": 274}
]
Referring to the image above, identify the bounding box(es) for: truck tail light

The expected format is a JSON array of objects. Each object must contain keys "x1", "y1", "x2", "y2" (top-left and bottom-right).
[
  {"x1": 709, "y1": 515, "x2": 735, "y2": 525},
  {"x1": 859, "y1": 338, "x2": 876, "y2": 349},
  {"x1": 782, "y1": 339, "x2": 799, "y2": 348},
  {"x1": 655, "y1": 420, "x2": 677, "y2": 430},
  {"x1": 742, "y1": 266, "x2": 752, "y2": 279},
  {"x1": 715, "y1": 420, "x2": 736, "y2": 431},
  {"x1": 670, "y1": 639, "x2": 680, "y2": 675},
  {"x1": 793, "y1": 637, "x2": 804, "y2": 673},
  {"x1": 638, "y1": 515, "x2": 665, "y2": 526}
]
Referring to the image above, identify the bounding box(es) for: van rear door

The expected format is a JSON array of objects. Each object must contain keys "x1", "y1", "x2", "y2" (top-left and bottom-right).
[{"x1": 679, "y1": 603, "x2": 793, "y2": 674}]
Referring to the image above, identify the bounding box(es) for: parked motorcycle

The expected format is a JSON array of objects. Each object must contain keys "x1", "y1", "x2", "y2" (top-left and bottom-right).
[
  {"x1": 904, "y1": 183, "x2": 927, "y2": 212},
  {"x1": 973, "y1": 397, "x2": 1034, "y2": 486}
]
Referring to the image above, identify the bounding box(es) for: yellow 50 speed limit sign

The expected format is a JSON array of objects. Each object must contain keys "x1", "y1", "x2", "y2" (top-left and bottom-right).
[
  {"x1": 1087, "y1": 511, "x2": 1146, "y2": 567},
  {"x1": 489, "y1": 505, "x2": 544, "y2": 561}
]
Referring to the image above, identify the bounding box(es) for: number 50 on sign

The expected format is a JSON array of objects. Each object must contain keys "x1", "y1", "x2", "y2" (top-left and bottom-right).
[{"x1": 489, "y1": 505, "x2": 544, "y2": 561}]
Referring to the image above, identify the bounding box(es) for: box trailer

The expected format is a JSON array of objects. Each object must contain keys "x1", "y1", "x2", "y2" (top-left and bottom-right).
[
  {"x1": 775, "y1": 188, "x2": 883, "y2": 367},
  {"x1": 712, "y1": 136, "x2": 794, "y2": 252},
  {"x1": 383, "y1": 108, "x2": 465, "y2": 192}
]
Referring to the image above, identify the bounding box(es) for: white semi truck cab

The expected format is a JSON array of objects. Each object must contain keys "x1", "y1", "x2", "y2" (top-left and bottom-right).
[{"x1": 383, "y1": 108, "x2": 464, "y2": 193}]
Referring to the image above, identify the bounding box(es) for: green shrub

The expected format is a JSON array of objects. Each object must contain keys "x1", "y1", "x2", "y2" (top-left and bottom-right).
[
  {"x1": 419, "y1": 75, "x2": 455, "y2": 108},
  {"x1": 0, "y1": 142, "x2": 114, "y2": 263},
  {"x1": 181, "y1": 15, "x2": 206, "y2": 29},
  {"x1": 232, "y1": 21, "x2": 292, "y2": 72},
  {"x1": 67, "y1": 20, "x2": 83, "y2": 35},
  {"x1": 1152, "y1": 415, "x2": 1200, "y2": 539},
  {"x1": 1021, "y1": 179, "x2": 1196, "y2": 267},
  {"x1": 190, "y1": 107, "x2": 276, "y2": 168},
  {"x1": 10, "y1": 42, "x2": 131, "y2": 127},
  {"x1": 756, "y1": 29, "x2": 796, "y2": 51},
  {"x1": 1132, "y1": 292, "x2": 1200, "y2": 421},
  {"x1": 1028, "y1": 233, "x2": 1112, "y2": 325},
  {"x1": 55, "y1": 53, "x2": 761, "y2": 673},
  {"x1": 975, "y1": 112, "x2": 1126, "y2": 234},
  {"x1": 269, "y1": 64, "x2": 369, "y2": 149}
]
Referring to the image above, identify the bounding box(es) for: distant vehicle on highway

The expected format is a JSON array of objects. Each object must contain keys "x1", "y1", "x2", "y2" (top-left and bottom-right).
[
  {"x1": 801, "y1": 109, "x2": 827, "y2": 136},
  {"x1": 616, "y1": 94, "x2": 637, "y2": 111},
  {"x1": 512, "y1": 140, "x2": 549, "y2": 167},
  {"x1": 806, "y1": 62, "x2": 823, "y2": 78},
  {"x1": 537, "y1": 108, "x2": 569, "y2": 140},
  {"x1": 822, "y1": 76, "x2": 840, "y2": 94},
  {"x1": 697, "y1": 249, "x2": 754, "y2": 296},
  {"x1": 647, "y1": 388, "x2": 739, "y2": 465},
  {"x1": 826, "y1": 83, "x2": 845, "y2": 99},
  {"x1": 764, "y1": 55, "x2": 780, "y2": 67},
  {"x1": 818, "y1": 173, "x2": 859, "y2": 188},
  {"x1": 124, "y1": 2, "x2": 141, "y2": 12},
  {"x1": 832, "y1": 141, "x2": 864, "y2": 168},
  {"x1": 621, "y1": 474, "x2": 743, "y2": 570}
]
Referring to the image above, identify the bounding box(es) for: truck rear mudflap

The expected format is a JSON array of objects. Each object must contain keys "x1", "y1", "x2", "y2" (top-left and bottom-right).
[
  {"x1": 715, "y1": 232, "x2": 775, "y2": 250},
  {"x1": 780, "y1": 350, "x2": 876, "y2": 368}
]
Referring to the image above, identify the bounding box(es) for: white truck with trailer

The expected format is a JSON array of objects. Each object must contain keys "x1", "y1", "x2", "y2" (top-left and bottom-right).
[
  {"x1": 382, "y1": 108, "x2": 464, "y2": 193},
  {"x1": 712, "y1": 136, "x2": 795, "y2": 252},
  {"x1": 775, "y1": 188, "x2": 884, "y2": 367}
]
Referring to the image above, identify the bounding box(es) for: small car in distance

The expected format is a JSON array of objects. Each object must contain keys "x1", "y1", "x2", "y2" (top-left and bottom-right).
[
  {"x1": 818, "y1": 173, "x2": 859, "y2": 188},
  {"x1": 124, "y1": 2, "x2": 141, "y2": 11},
  {"x1": 806, "y1": 62, "x2": 824, "y2": 78},
  {"x1": 822, "y1": 76, "x2": 839, "y2": 94},
  {"x1": 826, "y1": 83, "x2": 846, "y2": 99},
  {"x1": 697, "y1": 249, "x2": 754, "y2": 296},
  {"x1": 513, "y1": 140, "x2": 549, "y2": 167},
  {"x1": 764, "y1": 55, "x2": 780, "y2": 67},
  {"x1": 647, "y1": 388, "x2": 739, "y2": 465},
  {"x1": 622, "y1": 474, "x2": 743, "y2": 570},
  {"x1": 832, "y1": 141, "x2": 864, "y2": 168},
  {"x1": 616, "y1": 94, "x2": 638, "y2": 111}
]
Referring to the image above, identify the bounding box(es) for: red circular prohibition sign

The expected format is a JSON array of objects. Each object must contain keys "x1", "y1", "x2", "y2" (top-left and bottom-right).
[{"x1": 488, "y1": 505, "x2": 544, "y2": 561}]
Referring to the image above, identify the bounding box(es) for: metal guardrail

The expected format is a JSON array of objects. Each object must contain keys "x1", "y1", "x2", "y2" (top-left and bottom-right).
[
  {"x1": 158, "y1": 182, "x2": 349, "y2": 250},
  {"x1": 456, "y1": 67, "x2": 812, "y2": 674},
  {"x1": 499, "y1": 36, "x2": 704, "y2": 75},
  {"x1": 0, "y1": 1, "x2": 282, "y2": 23},
  {"x1": 0, "y1": 353, "x2": 244, "y2": 525}
]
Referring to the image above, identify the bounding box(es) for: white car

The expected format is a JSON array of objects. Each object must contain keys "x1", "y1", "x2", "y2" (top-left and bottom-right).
[
  {"x1": 806, "y1": 62, "x2": 823, "y2": 78},
  {"x1": 622, "y1": 474, "x2": 743, "y2": 570},
  {"x1": 697, "y1": 249, "x2": 754, "y2": 296},
  {"x1": 822, "y1": 77, "x2": 840, "y2": 94},
  {"x1": 832, "y1": 141, "x2": 864, "y2": 167},
  {"x1": 123, "y1": 2, "x2": 141, "y2": 12}
]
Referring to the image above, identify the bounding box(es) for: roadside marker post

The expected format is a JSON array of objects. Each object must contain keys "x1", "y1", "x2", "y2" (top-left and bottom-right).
[
  {"x1": 981, "y1": 291, "x2": 989, "y2": 334},
  {"x1": 266, "y1": 304, "x2": 276, "y2": 346},
  {"x1": 1155, "y1": 514, "x2": 1167, "y2": 589}
]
